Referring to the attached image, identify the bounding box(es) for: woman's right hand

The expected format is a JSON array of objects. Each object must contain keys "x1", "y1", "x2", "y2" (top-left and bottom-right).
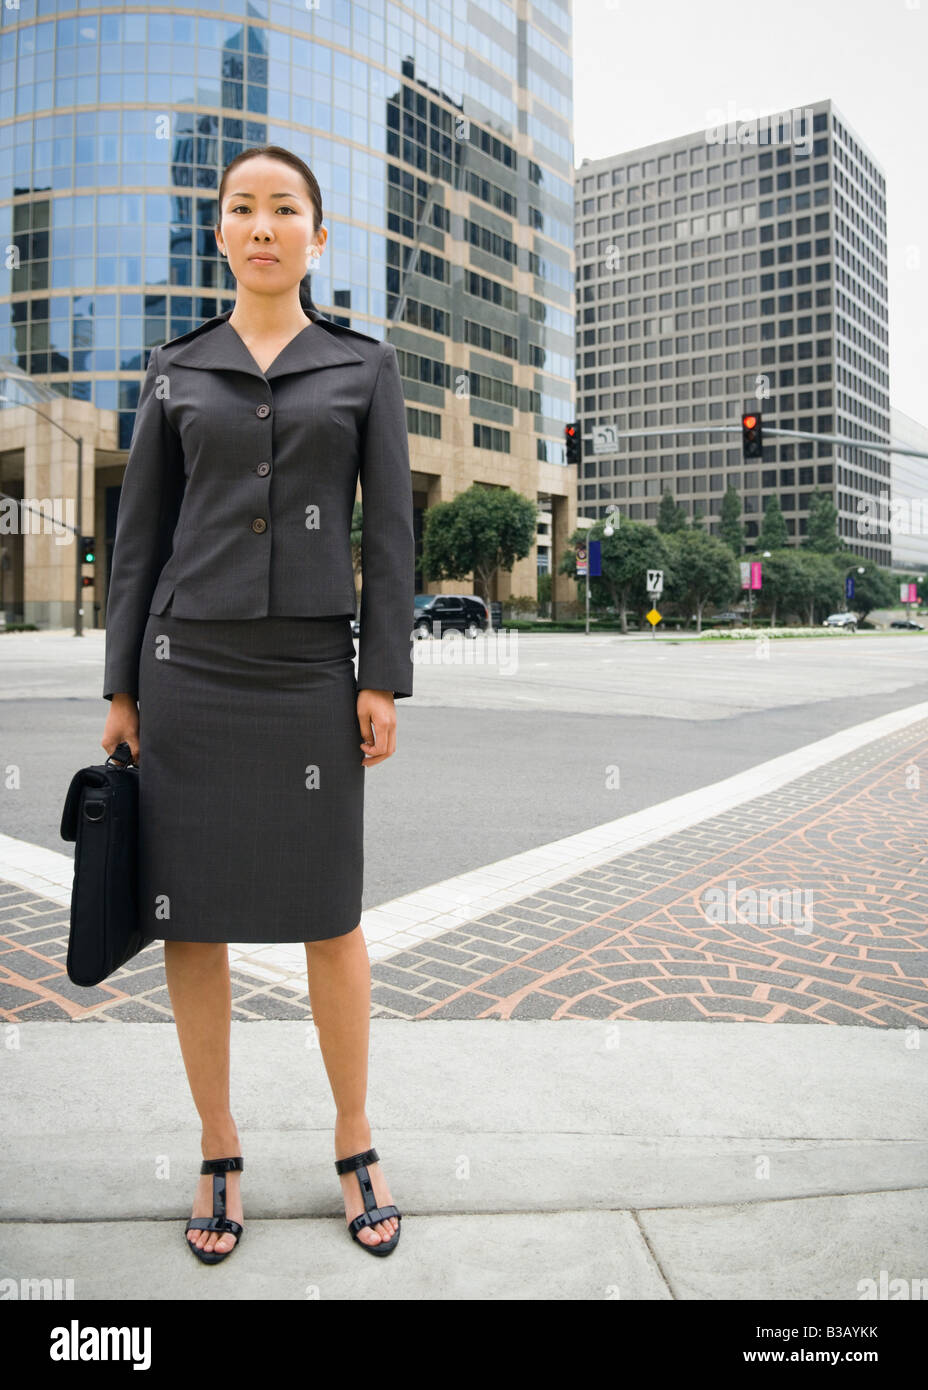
[{"x1": 102, "y1": 693, "x2": 140, "y2": 765}]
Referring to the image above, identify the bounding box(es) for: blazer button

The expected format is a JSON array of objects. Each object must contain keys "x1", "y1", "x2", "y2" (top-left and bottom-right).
[
  {"x1": 251, "y1": 518, "x2": 267, "y2": 533},
  {"x1": 256, "y1": 404, "x2": 271, "y2": 418},
  {"x1": 256, "y1": 462, "x2": 270, "y2": 476}
]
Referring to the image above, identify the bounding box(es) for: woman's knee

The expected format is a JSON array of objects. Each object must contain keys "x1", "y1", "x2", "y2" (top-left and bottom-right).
[
  {"x1": 163, "y1": 939, "x2": 229, "y2": 968},
  {"x1": 164, "y1": 939, "x2": 228, "y2": 953},
  {"x1": 304, "y1": 923, "x2": 362, "y2": 954}
]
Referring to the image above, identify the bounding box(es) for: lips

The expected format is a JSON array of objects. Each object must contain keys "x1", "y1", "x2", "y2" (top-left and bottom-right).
[{"x1": 249, "y1": 255, "x2": 278, "y2": 263}]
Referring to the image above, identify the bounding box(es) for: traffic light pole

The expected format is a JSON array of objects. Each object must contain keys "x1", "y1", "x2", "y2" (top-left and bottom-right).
[
  {"x1": 74, "y1": 435, "x2": 84, "y2": 637},
  {"x1": 602, "y1": 425, "x2": 928, "y2": 459}
]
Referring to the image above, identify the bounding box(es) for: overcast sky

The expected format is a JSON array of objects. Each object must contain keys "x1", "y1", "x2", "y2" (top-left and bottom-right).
[{"x1": 572, "y1": 0, "x2": 926, "y2": 430}]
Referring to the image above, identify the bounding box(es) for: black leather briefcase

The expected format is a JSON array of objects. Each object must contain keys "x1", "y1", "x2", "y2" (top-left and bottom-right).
[{"x1": 60, "y1": 741, "x2": 157, "y2": 986}]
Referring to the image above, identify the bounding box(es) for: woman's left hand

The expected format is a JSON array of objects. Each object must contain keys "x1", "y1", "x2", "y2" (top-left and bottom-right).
[{"x1": 357, "y1": 689, "x2": 397, "y2": 766}]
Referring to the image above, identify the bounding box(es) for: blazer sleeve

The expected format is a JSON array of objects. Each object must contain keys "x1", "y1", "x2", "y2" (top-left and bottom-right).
[
  {"x1": 102, "y1": 345, "x2": 185, "y2": 701},
  {"x1": 356, "y1": 343, "x2": 416, "y2": 700}
]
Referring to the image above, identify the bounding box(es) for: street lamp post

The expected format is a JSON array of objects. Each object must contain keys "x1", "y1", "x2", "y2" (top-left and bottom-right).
[
  {"x1": 575, "y1": 515, "x2": 595, "y2": 635},
  {"x1": 747, "y1": 551, "x2": 771, "y2": 630},
  {"x1": 0, "y1": 392, "x2": 85, "y2": 636}
]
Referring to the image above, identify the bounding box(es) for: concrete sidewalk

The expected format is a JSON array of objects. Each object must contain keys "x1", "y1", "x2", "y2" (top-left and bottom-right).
[
  {"x1": 0, "y1": 1017, "x2": 925, "y2": 1299},
  {"x1": 1, "y1": 704, "x2": 927, "y2": 1299}
]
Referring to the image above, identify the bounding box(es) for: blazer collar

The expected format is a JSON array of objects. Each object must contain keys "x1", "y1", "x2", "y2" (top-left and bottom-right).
[{"x1": 166, "y1": 307, "x2": 365, "y2": 381}]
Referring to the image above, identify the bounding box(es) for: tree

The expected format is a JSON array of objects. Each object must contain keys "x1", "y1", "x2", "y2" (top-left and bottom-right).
[
  {"x1": 758, "y1": 494, "x2": 789, "y2": 551},
  {"x1": 752, "y1": 548, "x2": 797, "y2": 627},
  {"x1": 657, "y1": 490, "x2": 688, "y2": 534},
  {"x1": 560, "y1": 518, "x2": 672, "y2": 633},
  {"x1": 843, "y1": 562, "x2": 896, "y2": 623},
  {"x1": 691, "y1": 507, "x2": 707, "y2": 532},
  {"x1": 718, "y1": 486, "x2": 744, "y2": 557},
  {"x1": 420, "y1": 483, "x2": 537, "y2": 601},
  {"x1": 805, "y1": 489, "x2": 848, "y2": 554},
  {"x1": 791, "y1": 551, "x2": 843, "y2": 624},
  {"x1": 664, "y1": 529, "x2": 740, "y2": 632}
]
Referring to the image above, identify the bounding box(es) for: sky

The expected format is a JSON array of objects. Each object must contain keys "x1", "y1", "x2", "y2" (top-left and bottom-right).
[{"x1": 571, "y1": 0, "x2": 927, "y2": 430}]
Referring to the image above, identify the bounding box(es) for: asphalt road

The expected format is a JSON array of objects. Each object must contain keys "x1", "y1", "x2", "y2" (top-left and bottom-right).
[{"x1": 1, "y1": 627, "x2": 927, "y2": 909}]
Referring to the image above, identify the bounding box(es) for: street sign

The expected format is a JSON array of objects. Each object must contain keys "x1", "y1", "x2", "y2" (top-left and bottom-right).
[
  {"x1": 592, "y1": 424, "x2": 619, "y2": 454},
  {"x1": 846, "y1": 575, "x2": 855, "y2": 600},
  {"x1": 646, "y1": 608, "x2": 662, "y2": 626},
  {"x1": 647, "y1": 569, "x2": 663, "y2": 594}
]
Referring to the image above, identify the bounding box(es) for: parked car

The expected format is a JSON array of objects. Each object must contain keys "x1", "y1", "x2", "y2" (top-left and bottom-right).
[
  {"x1": 890, "y1": 619, "x2": 923, "y2": 630},
  {"x1": 711, "y1": 610, "x2": 745, "y2": 625},
  {"x1": 823, "y1": 612, "x2": 857, "y2": 629},
  {"x1": 413, "y1": 593, "x2": 490, "y2": 638}
]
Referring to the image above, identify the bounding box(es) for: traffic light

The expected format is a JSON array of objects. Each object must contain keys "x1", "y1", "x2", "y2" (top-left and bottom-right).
[
  {"x1": 565, "y1": 422, "x2": 581, "y2": 465},
  {"x1": 81, "y1": 535, "x2": 95, "y2": 588},
  {"x1": 741, "y1": 413, "x2": 763, "y2": 459}
]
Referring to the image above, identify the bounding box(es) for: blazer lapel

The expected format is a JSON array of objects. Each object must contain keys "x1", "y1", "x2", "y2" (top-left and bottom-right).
[{"x1": 168, "y1": 307, "x2": 365, "y2": 380}]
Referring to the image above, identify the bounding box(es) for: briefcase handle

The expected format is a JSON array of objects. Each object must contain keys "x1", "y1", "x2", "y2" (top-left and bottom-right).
[
  {"x1": 60, "y1": 741, "x2": 138, "y2": 843},
  {"x1": 106, "y1": 740, "x2": 137, "y2": 769}
]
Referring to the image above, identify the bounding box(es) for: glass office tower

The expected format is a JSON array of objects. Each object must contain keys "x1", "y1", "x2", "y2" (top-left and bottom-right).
[{"x1": 0, "y1": 0, "x2": 577, "y2": 625}]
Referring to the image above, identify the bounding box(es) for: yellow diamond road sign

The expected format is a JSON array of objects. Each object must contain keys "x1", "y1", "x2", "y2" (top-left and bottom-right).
[{"x1": 646, "y1": 608, "x2": 662, "y2": 626}]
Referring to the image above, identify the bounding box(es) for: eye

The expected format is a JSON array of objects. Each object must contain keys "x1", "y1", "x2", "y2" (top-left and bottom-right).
[{"x1": 229, "y1": 205, "x2": 297, "y2": 214}]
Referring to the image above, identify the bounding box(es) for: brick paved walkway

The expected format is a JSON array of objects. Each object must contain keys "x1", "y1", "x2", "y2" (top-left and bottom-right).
[{"x1": 2, "y1": 720, "x2": 925, "y2": 1026}]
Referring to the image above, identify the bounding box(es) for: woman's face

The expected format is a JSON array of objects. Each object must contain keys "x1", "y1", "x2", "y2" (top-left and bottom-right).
[{"x1": 216, "y1": 156, "x2": 326, "y2": 297}]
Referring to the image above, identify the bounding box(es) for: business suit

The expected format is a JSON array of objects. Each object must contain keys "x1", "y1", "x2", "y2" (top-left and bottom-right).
[
  {"x1": 103, "y1": 306, "x2": 415, "y2": 702},
  {"x1": 103, "y1": 307, "x2": 416, "y2": 944}
]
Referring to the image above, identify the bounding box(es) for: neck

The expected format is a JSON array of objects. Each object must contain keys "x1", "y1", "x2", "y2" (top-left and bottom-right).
[{"x1": 227, "y1": 290, "x2": 312, "y2": 338}]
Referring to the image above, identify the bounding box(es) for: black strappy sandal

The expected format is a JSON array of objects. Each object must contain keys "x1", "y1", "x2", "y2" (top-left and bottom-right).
[
  {"x1": 334, "y1": 1148, "x2": 402, "y2": 1256},
  {"x1": 184, "y1": 1156, "x2": 244, "y2": 1264}
]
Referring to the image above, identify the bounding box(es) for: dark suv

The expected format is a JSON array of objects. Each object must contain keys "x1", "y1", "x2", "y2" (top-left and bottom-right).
[{"x1": 413, "y1": 594, "x2": 490, "y2": 638}]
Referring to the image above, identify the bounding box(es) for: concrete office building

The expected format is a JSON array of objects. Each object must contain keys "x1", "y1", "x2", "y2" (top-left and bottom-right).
[
  {"x1": 0, "y1": 0, "x2": 577, "y2": 628},
  {"x1": 575, "y1": 98, "x2": 891, "y2": 567}
]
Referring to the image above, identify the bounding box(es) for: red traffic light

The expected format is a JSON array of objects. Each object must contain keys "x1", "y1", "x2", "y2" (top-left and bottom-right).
[
  {"x1": 741, "y1": 411, "x2": 763, "y2": 459},
  {"x1": 565, "y1": 425, "x2": 576, "y2": 437}
]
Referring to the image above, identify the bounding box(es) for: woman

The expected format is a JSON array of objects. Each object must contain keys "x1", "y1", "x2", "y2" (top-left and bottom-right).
[{"x1": 101, "y1": 145, "x2": 415, "y2": 1262}]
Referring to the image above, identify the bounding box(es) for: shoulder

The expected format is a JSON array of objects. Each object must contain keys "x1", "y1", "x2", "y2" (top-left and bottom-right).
[
  {"x1": 311, "y1": 312, "x2": 381, "y2": 345},
  {"x1": 310, "y1": 312, "x2": 395, "y2": 369},
  {"x1": 157, "y1": 314, "x2": 229, "y2": 363}
]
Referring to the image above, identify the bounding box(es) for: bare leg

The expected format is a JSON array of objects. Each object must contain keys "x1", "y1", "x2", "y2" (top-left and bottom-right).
[
  {"x1": 163, "y1": 940, "x2": 243, "y2": 1255},
  {"x1": 304, "y1": 925, "x2": 398, "y2": 1246}
]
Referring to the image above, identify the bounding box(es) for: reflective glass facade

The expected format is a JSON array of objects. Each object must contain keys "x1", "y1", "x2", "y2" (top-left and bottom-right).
[{"x1": 0, "y1": 0, "x2": 575, "y2": 466}]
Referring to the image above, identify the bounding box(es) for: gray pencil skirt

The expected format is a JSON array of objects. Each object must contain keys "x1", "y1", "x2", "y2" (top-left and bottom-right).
[{"x1": 136, "y1": 605, "x2": 363, "y2": 943}]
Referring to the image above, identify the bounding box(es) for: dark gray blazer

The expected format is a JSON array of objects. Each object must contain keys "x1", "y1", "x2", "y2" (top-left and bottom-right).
[{"x1": 102, "y1": 307, "x2": 415, "y2": 701}]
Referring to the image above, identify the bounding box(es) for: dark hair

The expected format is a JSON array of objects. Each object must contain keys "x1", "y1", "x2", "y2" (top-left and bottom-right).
[{"x1": 216, "y1": 144, "x2": 323, "y2": 316}]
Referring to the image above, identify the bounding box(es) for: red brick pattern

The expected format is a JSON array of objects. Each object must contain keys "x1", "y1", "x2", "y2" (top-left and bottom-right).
[
  {"x1": 376, "y1": 723, "x2": 928, "y2": 1025},
  {"x1": 2, "y1": 721, "x2": 925, "y2": 1026}
]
